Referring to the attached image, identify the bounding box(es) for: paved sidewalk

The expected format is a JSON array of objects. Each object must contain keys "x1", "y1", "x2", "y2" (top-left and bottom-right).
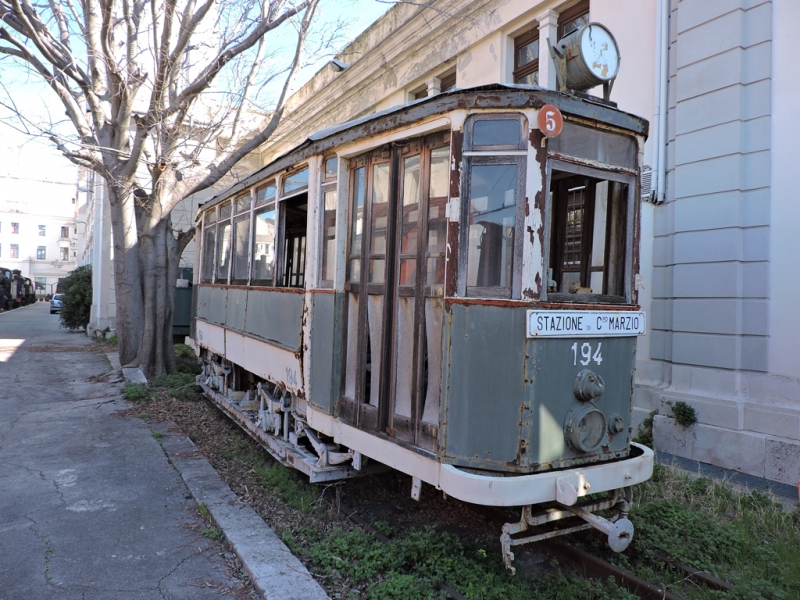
[{"x1": 0, "y1": 304, "x2": 252, "y2": 599}]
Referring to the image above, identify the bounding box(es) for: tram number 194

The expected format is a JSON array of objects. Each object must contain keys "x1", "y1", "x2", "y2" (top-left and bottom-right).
[{"x1": 571, "y1": 342, "x2": 602, "y2": 366}]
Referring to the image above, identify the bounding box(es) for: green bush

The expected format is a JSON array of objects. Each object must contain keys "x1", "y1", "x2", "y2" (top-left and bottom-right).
[{"x1": 59, "y1": 265, "x2": 92, "y2": 330}]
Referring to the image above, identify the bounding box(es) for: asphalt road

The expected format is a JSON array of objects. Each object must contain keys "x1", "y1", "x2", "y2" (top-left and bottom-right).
[{"x1": 0, "y1": 303, "x2": 247, "y2": 599}]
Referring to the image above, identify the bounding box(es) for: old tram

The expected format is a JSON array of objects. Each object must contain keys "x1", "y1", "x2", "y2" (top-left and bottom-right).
[{"x1": 189, "y1": 84, "x2": 654, "y2": 570}]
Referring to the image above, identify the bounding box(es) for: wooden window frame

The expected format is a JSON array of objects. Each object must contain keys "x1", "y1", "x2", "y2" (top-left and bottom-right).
[
  {"x1": 439, "y1": 71, "x2": 456, "y2": 92},
  {"x1": 513, "y1": 27, "x2": 539, "y2": 85},
  {"x1": 558, "y1": 0, "x2": 590, "y2": 40}
]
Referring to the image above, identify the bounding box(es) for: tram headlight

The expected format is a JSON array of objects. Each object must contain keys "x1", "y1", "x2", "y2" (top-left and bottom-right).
[{"x1": 565, "y1": 404, "x2": 607, "y2": 453}]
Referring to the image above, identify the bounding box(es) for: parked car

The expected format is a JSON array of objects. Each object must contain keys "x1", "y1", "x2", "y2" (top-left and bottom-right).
[{"x1": 50, "y1": 293, "x2": 64, "y2": 314}]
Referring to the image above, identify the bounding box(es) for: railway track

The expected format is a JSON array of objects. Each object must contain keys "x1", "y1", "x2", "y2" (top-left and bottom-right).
[
  {"x1": 151, "y1": 390, "x2": 740, "y2": 600},
  {"x1": 342, "y1": 497, "x2": 735, "y2": 600}
]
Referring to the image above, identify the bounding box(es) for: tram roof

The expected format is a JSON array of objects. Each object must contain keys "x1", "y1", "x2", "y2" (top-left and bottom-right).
[{"x1": 199, "y1": 84, "x2": 649, "y2": 214}]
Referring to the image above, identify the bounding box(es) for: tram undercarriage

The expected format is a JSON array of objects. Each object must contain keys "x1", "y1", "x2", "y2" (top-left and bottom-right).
[{"x1": 194, "y1": 347, "x2": 652, "y2": 572}]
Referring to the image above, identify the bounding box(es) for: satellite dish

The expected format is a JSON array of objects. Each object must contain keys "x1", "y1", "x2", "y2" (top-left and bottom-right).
[{"x1": 549, "y1": 22, "x2": 621, "y2": 101}]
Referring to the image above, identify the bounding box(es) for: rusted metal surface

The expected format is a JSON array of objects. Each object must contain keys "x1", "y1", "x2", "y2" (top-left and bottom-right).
[
  {"x1": 199, "y1": 86, "x2": 648, "y2": 213},
  {"x1": 445, "y1": 129, "x2": 462, "y2": 299},
  {"x1": 444, "y1": 297, "x2": 641, "y2": 310},
  {"x1": 663, "y1": 558, "x2": 736, "y2": 593}
]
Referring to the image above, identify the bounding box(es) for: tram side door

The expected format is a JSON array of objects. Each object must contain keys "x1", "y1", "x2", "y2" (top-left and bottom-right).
[{"x1": 339, "y1": 135, "x2": 449, "y2": 452}]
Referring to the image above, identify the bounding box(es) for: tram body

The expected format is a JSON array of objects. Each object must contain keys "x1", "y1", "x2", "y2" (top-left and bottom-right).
[{"x1": 189, "y1": 85, "x2": 654, "y2": 567}]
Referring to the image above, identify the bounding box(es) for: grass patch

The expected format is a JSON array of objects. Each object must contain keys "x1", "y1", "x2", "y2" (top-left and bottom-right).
[
  {"x1": 151, "y1": 372, "x2": 202, "y2": 401},
  {"x1": 138, "y1": 412, "x2": 150, "y2": 420},
  {"x1": 198, "y1": 502, "x2": 212, "y2": 521},
  {"x1": 152, "y1": 431, "x2": 162, "y2": 441},
  {"x1": 202, "y1": 527, "x2": 223, "y2": 540},
  {"x1": 618, "y1": 463, "x2": 800, "y2": 599},
  {"x1": 122, "y1": 382, "x2": 151, "y2": 403},
  {"x1": 219, "y1": 434, "x2": 639, "y2": 599}
]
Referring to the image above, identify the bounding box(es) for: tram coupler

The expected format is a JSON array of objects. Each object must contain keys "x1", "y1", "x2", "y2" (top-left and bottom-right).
[
  {"x1": 563, "y1": 505, "x2": 633, "y2": 553},
  {"x1": 499, "y1": 488, "x2": 632, "y2": 574}
]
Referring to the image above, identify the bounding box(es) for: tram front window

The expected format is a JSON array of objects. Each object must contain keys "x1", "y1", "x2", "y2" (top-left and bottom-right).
[
  {"x1": 548, "y1": 171, "x2": 629, "y2": 301},
  {"x1": 466, "y1": 164, "x2": 517, "y2": 290}
]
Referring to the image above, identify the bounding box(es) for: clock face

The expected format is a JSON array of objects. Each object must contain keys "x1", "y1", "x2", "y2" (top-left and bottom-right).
[{"x1": 579, "y1": 24, "x2": 620, "y2": 82}]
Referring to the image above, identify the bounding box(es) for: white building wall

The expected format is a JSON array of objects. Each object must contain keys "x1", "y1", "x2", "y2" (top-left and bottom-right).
[{"x1": 0, "y1": 173, "x2": 78, "y2": 295}]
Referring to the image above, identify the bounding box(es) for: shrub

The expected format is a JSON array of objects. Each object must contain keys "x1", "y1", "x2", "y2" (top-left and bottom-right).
[{"x1": 59, "y1": 265, "x2": 92, "y2": 330}]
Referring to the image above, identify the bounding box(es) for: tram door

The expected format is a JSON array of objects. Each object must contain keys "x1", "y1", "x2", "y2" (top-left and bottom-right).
[{"x1": 340, "y1": 134, "x2": 449, "y2": 451}]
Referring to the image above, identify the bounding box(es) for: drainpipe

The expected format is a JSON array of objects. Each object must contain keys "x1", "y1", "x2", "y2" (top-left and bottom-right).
[{"x1": 655, "y1": 0, "x2": 670, "y2": 203}]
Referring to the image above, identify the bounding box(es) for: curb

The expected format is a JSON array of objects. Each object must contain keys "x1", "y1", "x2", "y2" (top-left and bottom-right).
[
  {"x1": 106, "y1": 351, "x2": 148, "y2": 383},
  {"x1": 150, "y1": 421, "x2": 330, "y2": 600}
]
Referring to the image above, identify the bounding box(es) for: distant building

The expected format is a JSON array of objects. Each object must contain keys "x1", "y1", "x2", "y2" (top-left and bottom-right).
[
  {"x1": 0, "y1": 171, "x2": 78, "y2": 296},
  {"x1": 249, "y1": 0, "x2": 799, "y2": 486}
]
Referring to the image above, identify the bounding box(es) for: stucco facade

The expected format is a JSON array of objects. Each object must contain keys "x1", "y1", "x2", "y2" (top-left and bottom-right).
[
  {"x1": 252, "y1": 0, "x2": 798, "y2": 484},
  {"x1": 0, "y1": 173, "x2": 78, "y2": 296}
]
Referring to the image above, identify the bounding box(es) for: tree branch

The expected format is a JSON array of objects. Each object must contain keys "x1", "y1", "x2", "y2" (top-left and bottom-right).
[{"x1": 184, "y1": 0, "x2": 319, "y2": 197}]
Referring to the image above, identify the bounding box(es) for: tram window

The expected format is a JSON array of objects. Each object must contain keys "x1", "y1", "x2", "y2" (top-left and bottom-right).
[
  {"x1": 320, "y1": 188, "x2": 337, "y2": 286},
  {"x1": 324, "y1": 156, "x2": 338, "y2": 180},
  {"x1": 348, "y1": 167, "x2": 366, "y2": 284},
  {"x1": 283, "y1": 167, "x2": 308, "y2": 195},
  {"x1": 427, "y1": 145, "x2": 450, "y2": 286},
  {"x1": 548, "y1": 172, "x2": 628, "y2": 302},
  {"x1": 369, "y1": 162, "x2": 390, "y2": 284},
  {"x1": 231, "y1": 214, "x2": 250, "y2": 282},
  {"x1": 252, "y1": 204, "x2": 276, "y2": 285},
  {"x1": 548, "y1": 122, "x2": 636, "y2": 169},
  {"x1": 201, "y1": 215, "x2": 216, "y2": 283},
  {"x1": 466, "y1": 163, "x2": 518, "y2": 294},
  {"x1": 398, "y1": 154, "x2": 420, "y2": 286},
  {"x1": 256, "y1": 182, "x2": 276, "y2": 206},
  {"x1": 216, "y1": 204, "x2": 232, "y2": 283},
  {"x1": 473, "y1": 120, "x2": 521, "y2": 148},
  {"x1": 280, "y1": 195, "x2": 308, "y2": 288}
]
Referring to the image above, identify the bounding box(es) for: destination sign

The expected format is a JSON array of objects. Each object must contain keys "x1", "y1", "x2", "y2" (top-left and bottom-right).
[{"x1": 526, "y1": 310, "x2": 646, "y2": 338}]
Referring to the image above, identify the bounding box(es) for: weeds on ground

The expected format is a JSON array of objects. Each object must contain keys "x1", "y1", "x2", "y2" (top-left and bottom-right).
[
  {"x1": 122, "y1": 382, "x2": 151, "y2": 403},
  {"x1": 213, "y1": 430, "x2": 640, "y2": 600},
  {"x1": 203, "y1": 527, "x2": 223, "y2": 540},
  {"x1": 151, "y1": 371, "x2": 202, "y2": 401},
  {"x1": 619, "y1": 463, "x2": 800, "y2": 599},
  {"x1": 174, "y1": 343, "x2": 196, "y2": 359}
]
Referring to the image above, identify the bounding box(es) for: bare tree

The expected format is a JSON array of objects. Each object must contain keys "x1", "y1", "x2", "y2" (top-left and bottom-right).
[{"x1": 0, "y1": 0, "x2": 324, "y2": 376}]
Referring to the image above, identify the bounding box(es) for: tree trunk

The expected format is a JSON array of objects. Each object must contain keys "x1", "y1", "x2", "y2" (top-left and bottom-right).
[
  {"x1": 136, "y1": 218, "x2": 176, "y2": 378},
  {"x1": 108, "y1": 187, "x2": 145, "y2": 366}
]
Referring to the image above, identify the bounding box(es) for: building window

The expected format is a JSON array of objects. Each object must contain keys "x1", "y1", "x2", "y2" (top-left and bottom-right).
[
  {"x1": 440, "y1": 71, "x2": 457, "y2": 92},
  {"x1": 10, "y1": 244, "x2": 19, "y2": 258},
  {"x1": 412, "y1": 86, "x2": 427, "y2": 100},
  {"x1": 39, "y1": 225, "x2": 46, "y2": 236},
  {"x1": 60, "y1": 247, "x2": 69, "y2": 261},
  {"x1": 61, "y1": 226, "x2": 69, "y2": 238},
  {"x1": 11, "y1": 222, "x2": 19, "y2": 234},
  {"x1": 514, "y1": 28, "x2": 539, "y2": 85},
  {"x1": 37, "y1": 246, "x2": 46, "y2": 260},
  {"x1": 558, "y1": 0, "x2": 590, "y2": 40}
]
